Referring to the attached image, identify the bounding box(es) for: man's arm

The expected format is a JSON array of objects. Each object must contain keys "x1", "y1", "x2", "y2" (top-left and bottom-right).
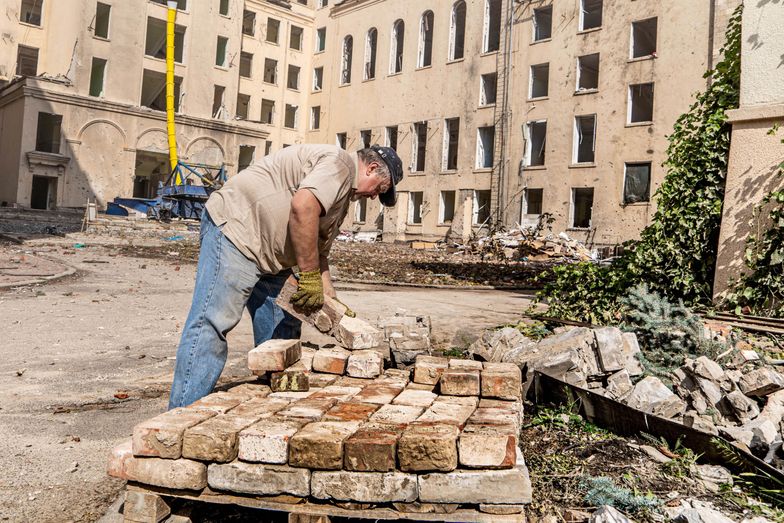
[{"x1": 289, "y1": 189, "x2": 323, "y2": 272}]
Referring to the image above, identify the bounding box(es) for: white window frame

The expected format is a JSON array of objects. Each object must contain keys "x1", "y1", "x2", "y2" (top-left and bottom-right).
[
  {"x1": 390, "y1": 20, "x2": 404, "y2": 74},
  {"x1": 439, "y1": 190, "x2": 456, "y2": 224},
  {"x1": 572, "y1": 114, "x2": 597, "y2": 164},
  {"x1": 570, "y1": 187, "x2": 594, "y2": 229},
  {"x1": 528, "y1": 63, "x2": 549, "y2": 99},
  {"x1": 475, "y1": 127, "x2": 494, "y2": 169},
  {"x1": 448, "y1": 1, "x2": 465, "y2": 61},
  {"x1": 284, "y1": 104, "x2": 299, "y2": 129},
  {"x1": 364, "y1": 28, "x2": 377, "y2": 80},
  {"x1": 627, "y1": 83, "x2": 655, "y2": 124},
  {"x1": 408, "y1": 191, "x2": 424, "y2": 224},
  {"x1": 442, "y1": 118, "x2": 459, "y2": 171},
  {"x1": 310, "y1": 106, "x2": 320, "y2": 130},
  {"x1": 385, "y1": 126, "x2": 397, "y2": 148},
  {"x1": 523, "y1": 120, "x2": 547, "y2": 167},
  {"x1": 417, "y1": 11, "x2": 434, "y2": 68},
  {"x1": 341, "y1": 35, "x2": 353, "y2": 85},
  {"x1": 579, "y1": 0, "x2": 602, "y2": 31},
  {"x1": 312, "y1": 66, "x2": 323, "y2": 91},
  {"x1": 315, "y1": 27, "x2": 326, "y2": 53}
]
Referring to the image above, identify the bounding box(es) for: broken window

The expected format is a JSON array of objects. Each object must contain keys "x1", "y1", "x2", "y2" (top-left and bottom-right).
[
  {"x1": 212, "y1": 85, "x2": 225, "y2": 118},
  {"x1": 219, "y1": 0, "x2": 229, "y2": 16},
  {"x1": 390, "y1": 20, "x2": 404, "y2": 74},
  {"x1": 265, "y1": 141, "x2": 272, "y2": 155},
  {"x1": 89, "y1": 57, "x2": 106, "y2": 97},
  {"x1": 20, "y1": 0, "x2": 43, "y2": 25},
  {"x1": 141, "y1": 69, "x2": 182, "y2": 111},
  {"x1": 260, "y1": 99, "x2": 275, "y2": 124},
  {"x1": 573, "y1": 115, "x2": 596, "y2": 163},
  {"x1": 242, "y1": 10, "x2": 255, "y2": 36},
  {"x1": 365, "y1": 28, "x2": 377, "y2": 80},
  {"x1": 238, "y1": 145, "x2": 254, "y2": 171},
  {"x1": 386, "y1": 126, "x2": 398, "y2": 150},
  {"x1": 571, "y1": 188, "x2": 594, "y2": 228},
  {"x1": 239, "y1": 52, "x2": 253, "y2": 78},
  {"x1": 336, "y1": 132, "x2": 347, "y2": 149},
  {"x1": 408, "y1": 192, "x2": 424, "y2": 224},
  {"x1": 631, "y1": 18, "x2": 657, "y2": 58},
  {"x1": 413, "y1": 122, "x2": 428, "y2": 172},
  {"x1": 287, "y1": 64, "x2": 300, "y2": 90},
  {"x1": 580, "y1": 0, "x2": 602, "y2": 31},
  {"x1": 529, "y1": 63, "x2": 549, "y2": 98},
  {"x1": 525, "y1": 121, "x2": 547, "y2": 167},
  {"x1": 443, "y1": 118, "x2": 460, "y2": 170},
  {"x1": 16, "y1": 45, "x2": 38, "y2": 76},
  {"x1": 215, "y1": 36, "x2": 228, "y2": 67},
  {"x1": 313, "y1": 67, "x2": 323, "y2": 91},
  {"x1": 628, "y1": 83, "x2": 654, "y2": 123},
  {"x1": 623, "y1": 162, "x2": 651, "y2": 203},
  {"x1": 236, "y1": 93, "x2": 250, "y2": 120},
  {"x1": 35, "y1": 112, "x2": 62, "y2": 153},
  {"x1": 284, "y1": 104, "x2": 298, "y2": 129},
  {"x1": 483, "y1": 0, "x2": 501, "y2": 53},
  {"x1": 360, "y1": 130, "x2": 371, "y2": 148},
  {"x1": 94, "y1": 3, "x2": 111, "y2": 39},
  {"x1": 266, "y1": 18, "x2": 280, "y2": 44},
  {"x1": 341, "y1": 35, "x2": 353, "y2": 84},
  {"x1": 290, "y1": 26, "x2": 304, "y2": 51},
  {"x1": 418, "y1": 11, "x2": 434, "y2": 68},
  {"x1": 473, "y1": 190, "x2": 491, "y2": 225},
  {"x1": 439, "y1": 191, "x2": 456, "y2": 224},
  {"x1": 577, "y1": 53, "x2": 600, "y2": 91},
  {"x1": 263, "y1": 58, "x2": 277, "y2": 84},
  {"x1": 146, "y1": 17, "x2": 185, "y2": 63},
  {"x1": 450, "y1": 1, "x2": 466, "y2": 61},
  {"x1": 533, "y1": 6, "x2": 552, "y2": 41},
  {"x1": 522, "y1": 188, "x2": 543, "y2": 215},
  {"x1": 476, "y1": 126, "x2": 495, "y2": 169},
  {"x1": 316, "y1": 27, "x2": 326, "y2": 52},
  {"x1": 310, "y1": 106, "x2": 321, "y2": 130},
  {"x1": 480, "y1": 72, "x2": 497, "y2": 105},
  {"x1": 355, "y1": 199, "x2": 367, "y2": 223},
  {"x1": 319, "y1": 0, "x2": 328, "y2": 7}
]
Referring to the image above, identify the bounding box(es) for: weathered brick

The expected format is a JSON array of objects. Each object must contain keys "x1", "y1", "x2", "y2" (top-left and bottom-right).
[
  {"x1": 392, "y1": 388, "x2": 437, "y2": 408},
  {"x1": 312, "y1": 348, "x2": 351, "y2": 375},
  {"x1": 226, "y1": 383, "x2": 272, "y2": 398},
  {"x1": 336, "y1": 316, "x2": 384, "y2": 349},
  {"x1": 334, "y1": 376, "x2": 376, "y2": 388},
  {"x1": 346, "y1": 350, "x2": 384, "y2": 378},
  {"x1": 353, "y1": 382, "x2": 405, "y2": 405},
  {"x1": 288, "y1": 422, "x2": 361, "y2": 469},
  {"x1": 190, "y1": 391, "x2": 249, "y2": 413},
  {"x1": 458, "y1": 425, "x2": 518, "y2": 469},
  {"x1": 109, "y1": 440, "x2": 207, "y2": 490},
  {"x1": 481, "y1": 363, "x2": 522, "y2": 400},
  {"x1": 181, "y1": 413, "x2": 261, "y2": 462},
  {"x1": 275, "y1": 278, "x2": 349, "y2": 333},
  {"x1": 439, "y1": 369, "x2": 480, "y2": 396},
  {"x1": 308, "y1": 385, "x2": 362, "y2": 402},
  {"x1": 132, "y1": 408, "x2": 217, "y2": 458},
  {"x1": 417, "y1": 396, "x2": 477, "y2": 427},
  {"x1": 123, "y1": 490, "x2": 170, "y2": 523},
  {"x1": 271, "y1": 368, "x2": 310, "y2": 392},
  {"x1": 268, "y1": 390, "x2": 318, "y2": 401},
  {"x1": 311, "y1": 471, "x2": 418, "y2": 502},
  {"x1": 277, "y1": 398, "x2": 337, "y2": 420},
  {"x1": 398, "y1": 424, "x2": 459, "y2": 472},
  {"x1": 413, "y1": 355, "x2": 449, "y2": 385},
  {"x1": 247, "y1": 339, "x2": 301, "y2": 373},
  {"x1": 478, "y1": 504, "x2": 525, "y2": 514},
  {"x1": 238, "y1": 418, "x2": 307, "y2": 464},
  {"x1": 299, "y1": 347, "x2": 316, "y2": 371},
  {"x1": 308, "y1": 372, "x2": 339, "y2": 388},
  {"x1": 370, "y1": 404, "x2": 424, "y2": 424},
  {"x1": 322, "y1": 402, "x2": 379, "y2": 422},
  {"x1": 468, "y1": 406, "x2": 521, "y2": 429},
  {"x1": 208, "y1": 461, "x2": 310, "y2": 497},
  {"x1": 230, "y1": 397, "x2": 291, "y2": 418},
  {"x1": 344, "y1": 426, "x2": 402, "y2": 472},
  {"x1": 382, "y1": 368, "x2": 411, "y2": 384},
  {"x1": 449, "y1": 359, "x2": 483, "y2": 371}
]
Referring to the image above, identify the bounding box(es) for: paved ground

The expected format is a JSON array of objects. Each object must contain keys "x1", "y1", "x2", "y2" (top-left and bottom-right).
[{"x1": 0, "y1": 238, "x2": 531, "y2": 522}]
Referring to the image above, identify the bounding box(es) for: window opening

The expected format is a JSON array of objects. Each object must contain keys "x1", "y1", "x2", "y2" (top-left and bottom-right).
[
  {"x1": 313, "y1": 67, "x2": 323, "y2": 91},
  {"x1": 20, "y1": 0, "x2": 43, "y2": 25},
  {"x1": 628, "y1": 83, "x2": 654, "y2": 123},
  {"x1": 16, "y1": 45, "x2": 38, "y2": 76},
  {"x1": 483, "y1": 0, "x2": 501, "y2": 53},
  {"x1": 341, "y1": 35, "x2": 353, "y2": 84},
  {"x1": 444, "y1": 118, "x2": 460, "y2": 170},
  {"x1": 523, "y1": 188, "x2": 543, "y2": 215},
  {"x1": 480, "y1": 73, "x2": 497, "y2": 105},
  {"x1": 571, "y1": 188, "x2": 594, "y2": 228},
  {"x1": 413, "y1": 122, "x2": 428, "y2": 172},
  {"x1": 533, "y1": 6, "x2": 552, "y2": 41},
  {"x1": 89, "y1": 57, "x2": 107, "y2": 97},
  {"x1": 355, "y1": 199, "x2": 367, "y2": 222},
  {"x1": 418, "y1": 11, "x2": 434, "y2": 68},
  {"x1": 577, "y1": 53, "x2": 600, "y2": 90},
  {"x1": 623, "y1": 163, "x2": 651, "y2": 203},
  {"x1": 219, "y1": 0, "x2": 229, "y2": 16},
  {"x1": 266, "y1": 18, "x2": 280, "y2": 44},
  {"x1": 236, "y1": 93, "x2": 250, "y2": 120},
  {"x1": 260, "y1": 99, "x2": 275, "y2": 124},
  {"x1": 287, "y1": 64, "x2": 300, "y2": 90},
  {"x1": 574, "y1": 115, "x2": 596, "y2": 163},
  {"x1": 263, "y1": 58, "x2": 277, "y2": 84},
  {"x1": 95, "y1": 3, "x2": 111, "y2": 39},
  {"x1": 439, "y1": 191, "x2": 456, "y2": 223},
  {"x1": 473, "y1": 190, "x2": 491, "y2": 225},
  {"x1": 147, "y1": 17, "x2": 185, "y2": 63},
  {"x1": 631, "y1": 18, "x2": 657, "y2": 58},
  {"x1": 212, "y1": 85, "x2": 226, "y2": 118},
  {"x1": 316, "y1": 27, "x2": 326, "y2": 52},
  {"x1": 35, "y1": 112, "x2": 62, "y2": 153},
  {"x1": 390, "y1": 20, "x2": 404, "y2": 74},
  {"x1": 238, "y1": 145, "x2": 255, "y2": 171},
  {"x1": 580, "y1": 0, "x2": 602, "y2": 30},
  {"x1": 290, "y1": 26, "x2": 304, "y2": 50},
  {"x1": 242, "y1": 10, "x2": 255, "y2": 36},
  {"x1": 336, "y1": 132, "x2": 347, "y2": 149},
  {"x1": 450, "y1": 1, "x2": 466, "y2": 60},
  {"x1": 311, "y1": 106, "x2": 321, "y2": 130},
  {"x1": 239, "y1": 52, "x2": 253, "y2": 78},
  {"x1": 476, "y1": 126, "x2": 495, "y2": 169},
  {"x1": 530, "y1": 63, "x2": 549, "y2": 98},
  {"x1": 386, "y1": 126, "x2": 398, "y2": 150},
  {"x1": 141, "y1": 69, "x2": 182, "y2": 111},
  {"x1": 365, "y1": 28, "x2": 377, "y2": 80},
  {"x1": 265, "y1": 141, "x2": 273, "y2": 155},
  {"x1": 215, "y1": 36, "x2": 228, "y2": 66},
  {"x1": 409, "y1": 192, "x2": 424, "y2": 224},
  {"x1": 360, "y1": 130, "x2": 372, "y2": 149},
  {"x1": 284, "y1": 104, "x2": 298, "y2": 129},
  {"x1": 525, "y1": 121, "x2": 546, "y2": 166}
]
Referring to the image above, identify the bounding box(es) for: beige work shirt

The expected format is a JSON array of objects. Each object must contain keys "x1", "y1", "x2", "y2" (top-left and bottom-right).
[{"x1": 205, "y1": 144, "x2": 357, "y2": 274}]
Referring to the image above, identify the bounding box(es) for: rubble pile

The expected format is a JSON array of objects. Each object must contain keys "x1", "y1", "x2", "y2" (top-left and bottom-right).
[
  {"x1": 462, "y1": 229, "x2": 598, "y2": 262},
  {"x1": 377, "y1": 312, "x2": 432, "y2": 365}
]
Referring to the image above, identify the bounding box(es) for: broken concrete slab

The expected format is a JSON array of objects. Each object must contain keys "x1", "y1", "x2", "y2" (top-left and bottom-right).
[
  {"x1": 398, "y1": 424, "x2": 459, "y2": 472},
  {"x1": 207, "y1": 461, "x2": 310, "y2": 497},
  {"x1": 288, "y1": 421, "x2": 361, "y2": 470},
  {"x1": 247, "y1": 339, "x2": 301, "y2": 373},
  {"x1": 311, "y1": 471, "x2": 418, "y2": 502},
  {"x1": 469, "y1": 327, "x2": 532, "y2": 363},
  {"x1": 624, "y1": 376, "x2": 687, "y2": 419},
  {"x1": 605, "y1": 369, "x2": 634, "y2": 400},
  {"x1": 620, "y1": 332, "x2": 645, "y2": 376}
]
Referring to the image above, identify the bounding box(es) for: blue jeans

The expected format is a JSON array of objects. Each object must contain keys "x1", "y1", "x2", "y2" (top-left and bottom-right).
[{"x1": 168, "y1": 211, "x2": 301, "y2": 409}]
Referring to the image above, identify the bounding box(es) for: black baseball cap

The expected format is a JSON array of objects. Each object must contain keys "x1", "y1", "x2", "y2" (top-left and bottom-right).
[{"x1": 370, "y1": 144, "x2": 403, "y2": 207}]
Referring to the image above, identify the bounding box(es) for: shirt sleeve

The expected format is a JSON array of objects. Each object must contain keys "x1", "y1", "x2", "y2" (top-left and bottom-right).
[{"x1": 298, "y1": 154, "x2": 353, "y2": 214}]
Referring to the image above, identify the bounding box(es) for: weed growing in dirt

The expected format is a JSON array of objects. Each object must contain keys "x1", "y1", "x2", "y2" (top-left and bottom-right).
[
  {"x1": 525, "y1": 404, "x2": 613, "y2": 438},
  {"x1": 641, "y1": 433, "x2": 701, "y2": 479},
  {"x1": 441, "y1": 347, "x2": 465, "y2": 358},
  {"x1": 505, "y1": 320, "x2": 550, "y2": 341},
  {"x1": 581, "y1": 476, "x2": 661, "y2": 514}
]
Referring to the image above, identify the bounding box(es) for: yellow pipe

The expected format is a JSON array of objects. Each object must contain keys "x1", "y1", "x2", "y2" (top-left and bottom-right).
[{"x1": 165, "y1": 1, "x2": 180, "y2": 184}]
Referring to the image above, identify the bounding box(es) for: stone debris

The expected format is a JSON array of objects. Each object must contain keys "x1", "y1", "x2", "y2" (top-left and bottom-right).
[
  {"x1": 738, "y1": 367, "x2": 784, "y2": 397},
  {"x1": 625, "y1": 376, "x2": 687, "y2": 419},
  {"x1": 378, "y1": 313, "x2": 433, "y2": 365}
]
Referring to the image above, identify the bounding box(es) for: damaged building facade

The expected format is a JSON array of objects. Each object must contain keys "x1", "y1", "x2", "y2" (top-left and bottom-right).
[{"x1": 0, "y1": 0, "x2": 740, "y2": 248}]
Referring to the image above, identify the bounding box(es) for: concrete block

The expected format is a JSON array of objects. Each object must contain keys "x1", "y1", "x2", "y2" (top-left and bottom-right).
[
  {"x1": 271, "y1": 368, "x2": 310, "y2": 392},
  {"x1": 449, "y1": 359, "x2": 483, "y2": 371},
  {"x1": 277, "y1": 398, "x2": 337, "y2": 421},
  {"x1": 312, "y1": 348, "x2": 350, "y2": 375},
  {"x1": 336, "y1": 316, "x2": 384, "y2": 350},
  {"x1": 439, "y1": 369, "x2": 480, "y2": 396},
  {"x1": 458, "y1": 425, "x2": 517, "y2": 469},
  {"x1": 238, "y1": 418, "x2": 307, "y2": 464},
  {"x1": 311, "y1": 471, "x2": 418, "y2": 502},
  {"x1": 392, "y1": 388, "x2": 437, "y2": 408},
  {"x1": 346, "y1": 350, "x2": 384, "y2": 378},
  {"x1": 322, "y1": 402, "x2": 379, "y2": 422},
  {"x1": 181, "y1": 413, "x2": 261, "y2": 462},
  {"x1": 344, "y1": 426, "x2": 401, "y2": 472},
  {"x1": 412, "y1": 355, "x2": 449, "y2": 385},
  {"x1": 288, "y1": 421, "x2": 361, "y2": 470},
  {"x1": 739, "y1": 368, "x2": 784, "y2": 397},
  {"x1": 208, "y1": 461, "x2": 310, "y2": 497},
  {"x1": 132, "y1": 408, "x2": 217, "y2": 459},
  {"x1": 398, "y1": 424, "x2": 459, "y2": 472},
  {"x1": 722, "y1": 390, "x2": 761, "y2": 423},
  {"x1": 480, "y1": 363, "x2": 522, "y2": 400},
  {"x1": 370, "y1": 404, "x2": 424, "y2": 424},
  {"x1": 248, "y1": 339, "x2": 301, "y2": 373},
  {"x1": 353, "y1": 382, "x2": 405, "y2": 405},
  {"x1": 605, "y1": 369, "x2": 634, "y2": 400}
]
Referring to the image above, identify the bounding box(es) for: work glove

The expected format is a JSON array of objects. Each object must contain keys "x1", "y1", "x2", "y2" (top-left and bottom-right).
[
  {"x1": 333, "y1": 296, "x2": 357, "y2": 318},
  {"x1": 291, "y1": 269, "x2": 324, "y2": 313}
]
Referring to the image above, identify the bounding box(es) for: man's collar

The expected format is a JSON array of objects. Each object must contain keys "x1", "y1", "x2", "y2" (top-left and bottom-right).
[{"x1": 351, "y1": 152, "x2": 360, "y2": 190}]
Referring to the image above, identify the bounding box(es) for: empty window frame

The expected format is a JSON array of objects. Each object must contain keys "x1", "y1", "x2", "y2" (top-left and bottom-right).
[
  {"x1": 571, "y1": 188, "x2": 594, "y2": 228},
  {"x1": 628, "y1": 83, "x2": 654, "y2": 123},
  {"x1": 480, "y1": 73, "x2": 497, "y2": 106},
  {"x1": 219, "y1": 0, "x2": 229, "y2": 16},
  {"x1": 260, "y1": 99, "x2": 275, "y2": 124},
  {"x1": 16, "y1": 45, "x2": 38, "y2": 76},
  {"x1": 439, "y1": 191, "x2": 456, "y2": 224},
  {"x1": 522, "y1": 188, "x2": 543, "y2": 215},
  {"x1": 573, "y1": 115, "x2": 596, "y2": 164},
  {"x1": 577, "y1": 53, "x2": 600, "y2": 91},
  {"x1": 355, "y1": 199, "x2": 367, "y2": 223},
  {"x1": 443, "y1": 118, "x2": 460, "y2": 170},
  {"x1": 215, "y1": 36, "x2": 228, "y2": 66},
  {"x1": 413, "y1": 122, "x2": 428, "y2": 172},
  {"x1": 631, "y1": 18, "x2": 657, "y2": 58},
  {"x1": 284, "y1": 104, "x2": 298, "y2": 129},
  {"x1": 476, "y1": 126, "x2": 495, "y2": 169},
  {"x1": 623, "y1": 162, "x2": 651, "y2": 203},
  {"x1": 239, "y1": 51, "x2": 253, "y2": 78},
  {"x1": 265, "y1": 141, "x2": 273, "y2": 155},
  {"x1": 316, "y1": 27, "x2": 326, "y2": 52},
  {"x1": 310, "y1": 106, "x2": 321, "y2": 130},
  {"x1": 266, "y1": 18, "x2": 280, "y2": 44},
  {"x1": 313, "y1": 66, "x2": 324, "y2": 91},
  {"x1": 242, "y1": 10, "x2": 255, "y2": 36},
  {"x1": 386, "y1": 126, "x2": 398, "y2": 150},
  {"x1": 390, "y1": 20, "x2": 405, "y2": 74},
  {"x1": 341, "y1": 35, "x2": 353, "y2": 84},
  {"x1": 336, "y1": 132, "x2": 347, "y2": 149},
  {"x1": 20, "y1": 0, "x2": 43, "y2": 25},
  {"x1": 238, "y1": 145, "x2": 255, "y2": 171},
  {"x1": 287, "y1": 64, "x2": 300, "y2": 90},
  {"x1": 94, "y1": 3, "x2": 111, "y2": 39},
  {"x1": 212, "y1": 85, "x2": 225, "y2": 118},
  {"x1": 147, "y1": 18, "x2": 185, "y2": 62},
  {"x1": 236, "y1": 93, "x2": 250, "y2": 119},
  {"x1": 408, "y1": 192, "x2": 424, "y2": 224},
  {"x1": 263, "y1": 58, "x2": 277, "y2": 84},
  {"x1": 89, "y1": 57, "x2": 107, "y2": 97},
  {"x1": 483, "y1": 0, "x2": 501, "y2": 53},
  {"x1": 290, "y1": 25, "x2": 304, "y2": 51},
  {"x1": 151, "y1": 0, "x2": 186, "y2": 9},
  {"x1": 580, "y1": 0, "x2": 602, "y2": 31},
  {"x1": 360, "y1": 130, "x2": 371, "y2": 148},
  {"x1": 365, "y1": 28, "x2": 377, "y2": 80},
  {"x1": 533, "y1": 6, "x2": 552, "y2": 41},
  {"x1": 529, "y1": 63, "x2": 549, "y2": 98},
  {"x1": 524, "y1": 121, "x2": 547, "y2": 167},
  {"x1": 449, "y1": 0, "x2": 466, "y2": 61},
  {"x1": 473, "y1": 190, "x2": 491, "y2": 225},
  {"x1": 140, "y1": 69, "x2": 182, "y2": 111},
  {"x1": 418, "y1": 11, "x2": 434, "y2": 68},
  {"x1": 35, "y1": 112, "x2": 62, "y2": 153},
  {"x1": 318, "y1": 0, "x2": 328, "y2": 7}
]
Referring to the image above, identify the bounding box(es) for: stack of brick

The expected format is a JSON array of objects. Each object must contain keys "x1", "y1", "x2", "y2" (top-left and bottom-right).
[
  {"x1": 108, "y1": 355, "x2": 531, "y2": 515},
  {"x1": 378, "y1": 313, "x2": 432, "y2": 365}
]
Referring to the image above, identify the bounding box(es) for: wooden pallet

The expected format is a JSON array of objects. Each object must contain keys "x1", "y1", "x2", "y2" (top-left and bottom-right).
[{"x1": 123, "y1": 482, "x2": 527, "y2": 523}]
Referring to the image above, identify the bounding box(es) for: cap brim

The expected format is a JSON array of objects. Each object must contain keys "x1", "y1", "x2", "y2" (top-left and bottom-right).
[{"x1": 379, "y1": 184, "x2": 397, "y2": 207}]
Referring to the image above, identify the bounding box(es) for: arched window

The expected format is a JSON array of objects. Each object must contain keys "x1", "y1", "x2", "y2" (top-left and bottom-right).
[
  {"x1": 341, "y1": 35, "x2": 353, "y2": 84},
  {"x1": 483, "y1": 0, "x2": 502, "y2": 53},
  {"x1": 390, "y1": 19, "x2": 405, "y2": 74},
  {"x1": 364, "y1": 28, "x2": 377, "y2": 80},
  {"x1": 418, "y1": 11, "x2": 434, "y2": 68},
  {"x1": 449, "y1": 1, "x2": 466, "y2": 61}
]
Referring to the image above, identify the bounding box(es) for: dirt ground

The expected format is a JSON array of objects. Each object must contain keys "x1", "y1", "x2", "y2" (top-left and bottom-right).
[{"x1": 0, "y1": 237, "x2": 531, "y2": 523}]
